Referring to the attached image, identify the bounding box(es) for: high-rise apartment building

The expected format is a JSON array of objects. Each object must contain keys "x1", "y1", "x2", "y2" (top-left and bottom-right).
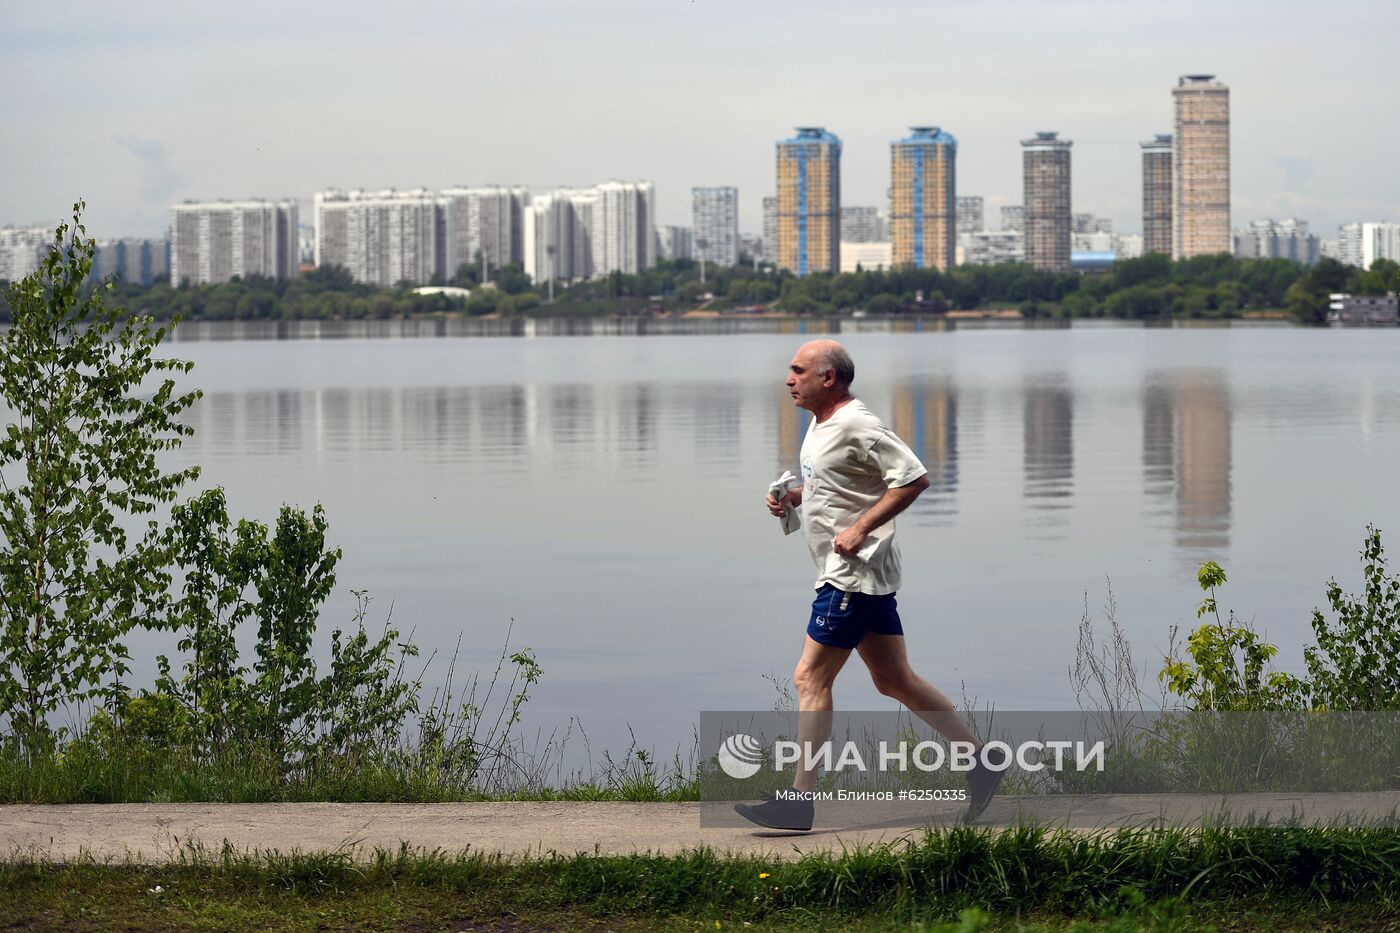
[
  {"x1": 1172, "y1": 75, "x2": 1230, "y2": 259},
  {"x1": 1115, "y1": 234, "x2": 1144, "y2": 259},
  {"x1": 1000, "y1": 205, "x2": 1024, "y2": 233},
  {"x1": 691, "y1": 187, "x2": 740, "y2": 266},
  {"x1": 93, "y1": 238, "x2": 170, "y2": 286},
  {"x1": 522, "y1": 182, "x2": 656, "y2": 283},
  {"x1": 0, "y1": 227, "x2": 52, "y2": 282},
  {"x1": 889, "y1": 127, "x2": 957, "y2": 271},
  {"x1": 761, "y1": 197, "x2": 778, "y2": 265},
  {"x1": 956, "y1": 196, "x2": 984, "y2": 236},
  {"x1": 1339, "y1": 222, "x2": 1400, "y2": 269},
  {"x1": 314, "y1": 189, "x2": 438, "y2": 287},
  {"x1": 658, "y1": 225, "x2": 693, "y2": 262},
  {"x1": 840, "y1": 206, "x2": 884, "y2": 243},
  {"x1": 439, "y1": 186, "x2": 527, "y2": 279},
  {"x1": 1021, "y1": 132, "x2": 1072, "y2": 272},
  {"x1": 591, "y1": 181, "x2": 656, "y2": 276},
  {"x1": 1141, "y1": 133, "x2": 1173, "y2": 256},
  {"x1": 1234, "y1": 218, "x2": 1319, "y2": 265},
  {"x1": 957, "y1": 230, "x2": 1023, "y2": 266},
  {"x1": 775, "y1": 127, "x2": 841, "y2": 276},
  {"x1": 1073, "y1": 213, "x2": 1112, "y2": 235},
  {"x1": 523, "y1": 192, "x2": 577, "y2": 283},
  {"x1": 171, "y1": 199, "x2": 298, "y2": 286}
]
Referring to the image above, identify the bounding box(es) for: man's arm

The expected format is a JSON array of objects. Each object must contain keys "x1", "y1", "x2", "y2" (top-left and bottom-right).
[{"x1": 832, "y1": 474, "x2": 929, "y2": 557}]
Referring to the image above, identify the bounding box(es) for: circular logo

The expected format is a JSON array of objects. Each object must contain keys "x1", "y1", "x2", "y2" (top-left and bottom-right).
[{"x1": 717, "y1": 733, "x2": 764, "y2": 779}]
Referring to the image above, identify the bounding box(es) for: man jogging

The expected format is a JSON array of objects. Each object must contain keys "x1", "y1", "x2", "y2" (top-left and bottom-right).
[{"x1": 734, "y1": 339, "x2": 1005, "y2": 831}]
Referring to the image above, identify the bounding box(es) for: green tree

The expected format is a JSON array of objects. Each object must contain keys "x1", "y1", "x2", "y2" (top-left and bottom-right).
[
  {"x1": 492, "y1": 264, "x2": 531, "y2": 295},
  {"x1": 0, "y1": 202, "x2": 202, "y2": 757}
]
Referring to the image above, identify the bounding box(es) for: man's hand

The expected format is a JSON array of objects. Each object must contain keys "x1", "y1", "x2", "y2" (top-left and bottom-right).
[
  {"x1": 831, "y1": 474, "x2": 930, "y2": 557},
  {"x1": 766, "y1": 487, "x2": 802, "y2": 517},
  {"x1": 832, "y1": 526, "x2": 869, "y2": 558}
]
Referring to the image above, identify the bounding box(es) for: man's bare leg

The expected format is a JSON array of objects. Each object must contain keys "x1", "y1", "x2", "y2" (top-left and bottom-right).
[
  {"x1": 857, "y1": 632, "x2": 1007, "y2": 821},
  {"x1": 856, "y1": 633, "x2": 980, "y2": 747},
  {"x1": 792, "y1": 636, "x2": 852, "y2": 793}
]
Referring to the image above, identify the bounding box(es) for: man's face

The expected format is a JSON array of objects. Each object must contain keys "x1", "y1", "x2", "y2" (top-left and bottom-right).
[{"x1": 786, "y1": 347, "x2": 832, "y2": 412}]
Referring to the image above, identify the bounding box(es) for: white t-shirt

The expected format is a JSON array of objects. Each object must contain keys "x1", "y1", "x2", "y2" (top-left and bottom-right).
[{"x1": 799, "y1": 398, "x2": 928, "y2": 595}]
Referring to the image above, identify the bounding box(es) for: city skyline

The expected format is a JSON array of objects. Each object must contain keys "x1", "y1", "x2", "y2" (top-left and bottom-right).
[{"x1": 1, "y1": 0, "x2": 1395, "y2": 244}]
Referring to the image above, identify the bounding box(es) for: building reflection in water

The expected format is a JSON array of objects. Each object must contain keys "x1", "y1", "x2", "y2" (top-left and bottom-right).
[
  {"x1": 890, "y1": 377, "x2": 958, "y2": 522},
  {"x1": 692, "y1": 384, "x2": 741, "y2": 467},
  {"x1": 1023, "y1": 378, "x2": 1074, "y2": 531},
  {"x1": 183, "y1": 381, "x2": 668, "y2": 473},
  {"x1": 1141, "y1": 370, "x2": 1232, "y2": 560},
  {"x1": 776, "y1": 388, "x2": 809, "y2": 474}
]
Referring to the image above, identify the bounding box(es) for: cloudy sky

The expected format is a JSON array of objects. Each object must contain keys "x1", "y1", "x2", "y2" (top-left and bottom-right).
[{"x1": 2, "y1": 0, "x2": 1395, "y2": 241}]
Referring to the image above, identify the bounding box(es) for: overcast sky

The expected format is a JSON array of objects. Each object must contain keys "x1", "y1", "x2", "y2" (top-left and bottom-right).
[{"x1": 2, "y1": 0, "x2": 1395, "y2": 241}]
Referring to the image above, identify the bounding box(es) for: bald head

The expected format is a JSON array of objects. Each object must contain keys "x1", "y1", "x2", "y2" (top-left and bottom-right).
[{"x1": 799, "y1": 339, "x2": 855, "y2": 389}]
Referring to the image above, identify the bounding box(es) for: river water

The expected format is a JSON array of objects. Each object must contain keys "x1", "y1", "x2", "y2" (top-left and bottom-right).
[{"x1": 112, "y1": 319, "x2": 1400, "y2": 764}]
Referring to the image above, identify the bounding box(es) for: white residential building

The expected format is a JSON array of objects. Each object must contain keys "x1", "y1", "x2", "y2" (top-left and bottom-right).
[
  {"x1": 1114, "y1": 234, "x2": 1144, "y2": 260},
  {"x1": 0, "y1": 226, "x2": 53, "y2": 281},
  {"x1": 1339, "y1": 222, "x2": 1400, "y2": 269},
  {"x1": 761, "y1": 197, "x2": 778, "y2": 265},
  {"x1": 592, "y1": 181, "x2": 656, "y2": 276},
  {"x1": 1233, "y1": 218, "x2": 1319, "y2": 265},
  {"x1": 956, "y1": 230, "x2": 1024, "y2": 266},
  {"x1": 1072, "y1": 230, "x2": 1115, "y2": 253},
  {"x1": 523, "y1": 182, "x2": 656, "y2": 283},
  {"x1": 840, "y1": 206, "x2": 884, "y2": 243},
  {"x1": 314, "y1": 189, "x2": 439, "y2": 287},
  {"x1": 439, "y1": 186, "x2": 527, "y2": 279},
  {"x1": 92, "y1": 238, "x2": 170, "y2": 286},
  {"x1": 956, "y1": 196, "x2": 984, "y2": 237},
  {"x1": 170, "y1": 199, "x2": 298, "y2": 286},
  {"x1": 658, "y1": 225, "x2": 693, "y2": 261},
  {"x1": 691, "y1": 187, "x2": 739, "y2": 266},
  {"x1": 839, "y1": 241, "x2": 893, "y2": 273}
]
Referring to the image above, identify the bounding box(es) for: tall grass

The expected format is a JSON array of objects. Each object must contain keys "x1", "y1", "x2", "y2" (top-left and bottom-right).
[{"x1": 5, "y1": 825, "x2": 1399, "y2": 923}]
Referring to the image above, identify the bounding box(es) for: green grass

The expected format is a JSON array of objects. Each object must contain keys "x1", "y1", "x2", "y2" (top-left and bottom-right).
[
  {"x1": 0, "y1": 740, "x2": 700, "y2": 804},
  {"x1": 5, "y1": 826, "x2": 1400, "y2": 931}
]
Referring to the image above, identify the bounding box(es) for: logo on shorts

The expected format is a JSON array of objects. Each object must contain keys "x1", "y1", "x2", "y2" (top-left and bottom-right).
[
  {"x1": 813, "y1": 615, "x2": 829, "y2": 628},
  {"x1": 717, "y1": 733, "x2": 764, "y2": 779}
]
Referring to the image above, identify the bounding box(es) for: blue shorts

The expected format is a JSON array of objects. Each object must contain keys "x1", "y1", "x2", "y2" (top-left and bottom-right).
[{"x1": 807, "y1": 584, "x2": 903, "y2": 649}]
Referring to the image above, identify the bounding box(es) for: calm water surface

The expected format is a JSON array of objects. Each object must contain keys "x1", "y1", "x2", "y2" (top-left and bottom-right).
[{"x1": 123, "y1": 321, "x2": 1400, "y2": 759}]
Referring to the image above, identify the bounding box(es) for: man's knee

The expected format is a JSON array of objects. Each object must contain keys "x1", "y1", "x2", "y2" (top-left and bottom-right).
[
  {"x1": 870, "y1": 666, "x2": 915, "y2": 699},
  {"x1": 794, "y1": 662, "x2": 834, "y2": 696}
]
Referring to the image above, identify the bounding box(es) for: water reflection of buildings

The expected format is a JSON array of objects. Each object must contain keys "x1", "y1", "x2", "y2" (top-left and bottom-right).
[
  {"x1": 891, "y1": 379, "x2": 958, "y2": 521},
  {"x1": 182, "y1": 382, "x2": 663, "y2": 472},
  {"x1": 1141, "y1": 372, "x2": 1232, "y2": 557},
  {"x1": 1023, "y1": 380, "x2": 1074, "y2": 525},
  {"x1": 777, "y1": 389, "x2": 807, "y2": 473}
]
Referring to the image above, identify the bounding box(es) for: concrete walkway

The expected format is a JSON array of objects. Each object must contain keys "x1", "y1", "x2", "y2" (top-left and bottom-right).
[{"x1": 4, "y1": 793, "x2": 1398, "y2": 864}]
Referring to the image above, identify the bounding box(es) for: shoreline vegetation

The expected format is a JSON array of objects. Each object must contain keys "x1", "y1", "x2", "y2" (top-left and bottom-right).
[
  {"x1": 2, "y1": 247, "x2": 1396, "y2": 327},
  {"x1": 7, "y1": 827, "x2": 1400, "y2": 931},
  {"x1": 6, "y1": 206, "x2": 1400, "y2": 929}
]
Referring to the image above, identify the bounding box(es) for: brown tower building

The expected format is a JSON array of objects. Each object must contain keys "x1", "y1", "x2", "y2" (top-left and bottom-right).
[
  {"x1": 1172, "y1": 75, "x2": 1230, "y2": 259},
  {"x1": 1021, "y1": 132, "x2": 1072, "y2": 272},
  {"x1": 889, "y1": 127, "x2": 957, "y2": 271},
  {"x1": 1141, "y1": 134, "x2": 1173, "y2": 256},
  {"x1": 775, "y1": 127, "x2": 842, "y2": 276}
]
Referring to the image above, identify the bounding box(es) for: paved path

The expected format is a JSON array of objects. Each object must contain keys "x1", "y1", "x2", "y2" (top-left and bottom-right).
[{"x1": 4, "y1": 793, "x2": 1398, "y2": 864}]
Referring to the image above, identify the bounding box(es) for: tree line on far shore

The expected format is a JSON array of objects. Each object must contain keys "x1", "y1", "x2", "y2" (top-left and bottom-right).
[{"x1": 1, "y1": 251, "x2": 1395, "y2": 325}]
